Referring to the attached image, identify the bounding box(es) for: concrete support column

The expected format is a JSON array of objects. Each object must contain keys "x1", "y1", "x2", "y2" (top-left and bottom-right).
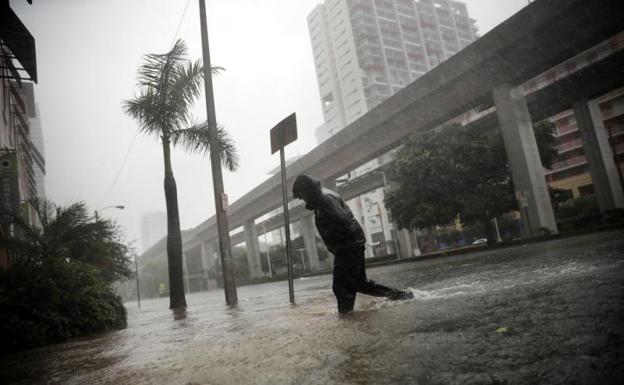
[
  {"x1": 201, "y1": 240, "x2": 215, "y2": 272},
  {"x1": 397, "y1": 229, "x2": 413, "y2": 258},
  {"x1": 493, "y1": 84, "x2": 558, "y2": 236},
  {"x1": 301, "y1": 212, "x2": 320, "y2": 271},
  {"x1": 573, "y1": 98, "x2": 624, "y2": 210},
  {"x1": 243, "y1": 220, "x2": 263, "y2": 278}
]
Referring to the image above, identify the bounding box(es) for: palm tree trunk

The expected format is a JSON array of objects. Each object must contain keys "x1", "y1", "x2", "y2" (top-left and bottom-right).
[{"x1": 162, "y1": 137, "x2": 187, "y2": 309}]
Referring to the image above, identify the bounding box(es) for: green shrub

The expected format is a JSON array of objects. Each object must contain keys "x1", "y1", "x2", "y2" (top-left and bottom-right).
[
  {"x1": 0, "y1": 259, "x2": 126, "y2": 352},
  {"x1": 0, "y1": 199, "x2": 130, "y2": 353}
]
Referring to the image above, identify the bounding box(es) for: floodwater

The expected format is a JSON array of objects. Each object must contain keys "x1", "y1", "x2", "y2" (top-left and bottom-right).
[{"x1": 1, "y1": 230, "x2": 623, "y2": 385}]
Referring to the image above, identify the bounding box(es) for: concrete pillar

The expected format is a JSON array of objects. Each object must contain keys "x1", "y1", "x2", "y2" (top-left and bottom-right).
[
  {"x1": 573, "y1": 98, "x2": 624, "y2": 210},
  {"x1": 243, "y1": 220, "x2": 263, "y2": 278},
  {"x1": 201, "y1": 240, "x2": 215, "y2": 271},
  {"x1": 493, "y1": 84, "x2": 558, "y2": 236},
  {"x1": 300, "y1": 212, "x2": 320, "y2": 271},
  {"x1": 397, "y1": 229, "x2": 413, "y2": 258}
]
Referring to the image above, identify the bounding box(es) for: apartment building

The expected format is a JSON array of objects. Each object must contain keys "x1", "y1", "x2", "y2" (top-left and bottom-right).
[
  {"x1": 1, "y1": 0, "x2": 38, "y2": 268},
  {"x1": 308, "y1": 0, "x2": 477, "y2": 256},
  {"x1": 308, "y1": 0, "x2": 477, "y2": 143},
  {"x1": 140, "y1": 211, "x2": 167, "y2": 252},
  {"x1": 526, "y1": 32, "x2": 624, "y2": 199},
  {"x1": 545, "y1": 89, "x2": 624, "y2": 198}
]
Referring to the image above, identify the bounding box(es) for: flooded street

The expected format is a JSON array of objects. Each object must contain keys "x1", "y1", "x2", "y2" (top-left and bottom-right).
[{"x1": 1, "y1": 230, "x2": 623, "y2": 385}]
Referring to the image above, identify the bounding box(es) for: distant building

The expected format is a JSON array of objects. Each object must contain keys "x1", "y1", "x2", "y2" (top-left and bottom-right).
[
  {"x1": 0, "y1": 1, "x2": 38, "y2": 269},
  {"x1": 308, "y1": 0, "x2": 477, "y2": 142},
  {"x1": 30, "y1": 104, "x2": 46, "y2": 199},
  {"x1": 308, "y1": 0, "x2": 477, "y2": 257},
  {"x1": 543, "y1": 89, "x2": 624, "y2": 198},
  {"x1": 523, "y1": 32, "x2": 624, "y2": 199},
  {"x1": 140, "y1": 211, "x2": 167, "y2": 252},
  {"x1": 14, "y1": 82, "x2": 45, "y2": 200}
]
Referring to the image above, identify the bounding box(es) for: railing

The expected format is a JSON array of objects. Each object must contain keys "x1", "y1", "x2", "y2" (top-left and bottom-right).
[
  {"x1": 608, "y1": 123, "x2": 624, "y2": 137},
  {"x1": 555, "y1": 124, "x2": 578, "y2": 136},
  {"x1": 546, "y1": 155, "x2": 587, "y2": 173},
  {"x1": 556, "y1": 138, "x2": 583, "y2": 153}
]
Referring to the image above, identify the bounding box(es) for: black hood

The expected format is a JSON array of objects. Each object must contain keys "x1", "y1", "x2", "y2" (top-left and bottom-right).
[{"x1": 292, "y1": 174, "x2": 321, "y2": 200}]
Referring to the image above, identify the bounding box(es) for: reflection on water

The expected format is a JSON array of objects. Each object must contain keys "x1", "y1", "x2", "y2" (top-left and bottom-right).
[{"x1": 0, "y1": 231, "x2": 622, "y2": 385}]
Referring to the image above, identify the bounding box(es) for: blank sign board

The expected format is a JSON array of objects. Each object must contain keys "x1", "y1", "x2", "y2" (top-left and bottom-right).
[{"x1": 270, "y1": 113, "x2": 297, "y2": 154}]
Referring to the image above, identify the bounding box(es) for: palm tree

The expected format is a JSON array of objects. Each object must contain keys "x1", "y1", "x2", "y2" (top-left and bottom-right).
[{"x1": 123, "y1": 39, "x2": 238, "y2": 309}]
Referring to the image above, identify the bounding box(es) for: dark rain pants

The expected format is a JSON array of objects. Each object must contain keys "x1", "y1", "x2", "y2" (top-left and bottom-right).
[{"x1": 332, "y1": 246, "x2": 403, "y2": 313}]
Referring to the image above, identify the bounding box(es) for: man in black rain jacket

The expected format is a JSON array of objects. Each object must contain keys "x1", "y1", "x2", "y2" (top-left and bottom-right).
[{"x1": 292, "y1": 174, "x2": 413, "y2": 313}]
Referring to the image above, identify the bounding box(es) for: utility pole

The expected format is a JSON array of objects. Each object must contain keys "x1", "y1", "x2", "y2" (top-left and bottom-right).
[
  {"x1": 198, "y1": 0, "x2": 237, "y2": 306},
  {"x1": 135, "y1": 255, "x2": 141, "y2": 308}
]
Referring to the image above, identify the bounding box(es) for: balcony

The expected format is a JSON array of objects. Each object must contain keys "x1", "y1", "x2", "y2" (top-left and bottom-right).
[
  {"x1": 555, "y1": 138, "x2": 583, "y2": 154},
  {"x1": 607, "y1": 123, "x2": 624, "y2": 137},
  {"x1": 545, "y1": 155, "x2": 588, "y2": 175},
  {"x1": 554, "y1": 123, "x2": 578, "y2": 137}
]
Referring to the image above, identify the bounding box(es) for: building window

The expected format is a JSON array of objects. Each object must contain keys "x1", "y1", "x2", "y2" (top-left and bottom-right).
[{"x1": 323, "y1": 93, "x2": 334, "y2": 108}]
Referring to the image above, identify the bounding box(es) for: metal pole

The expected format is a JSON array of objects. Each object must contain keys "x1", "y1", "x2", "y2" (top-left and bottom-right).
[
  {"x1": 493, "y1": 217, "x2": 502, "y2": 242},
  {"x1": 280, "y1": 147, "x2": 295, "y2": 304},
  {"x1": 262, "y1": 222, "x2": 273, "y2": 278},
  {"x1": 198, "y1": 0, "x2": 237, "y2": 306},
  {"x1": 135, "y1": 256, "x2": 141, "y2": 308}
]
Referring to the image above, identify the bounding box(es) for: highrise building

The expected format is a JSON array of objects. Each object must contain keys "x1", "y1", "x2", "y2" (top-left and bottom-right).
[
  {"x1": 307, "y1": 0, "x2": 477, "y2": 257},
  {"x1": 0, "y1": 0, "x2": 38, "y2": 269},
  {"x1": 308, "y1": 0, "x2": 477, "y2": 143},
  {"x1": 15, "y1": 83, "x2": 45, "y2": 200},
  {"x1": 30, "y1": 104, "x2": 46, "y2": 199},
  {"x1": 140, "y1": 211, "x2": 167, "y2": 252}
]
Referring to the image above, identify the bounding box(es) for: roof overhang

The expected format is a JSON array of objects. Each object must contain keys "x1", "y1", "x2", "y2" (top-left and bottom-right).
[{"x1": 0, "y1": 1, "x2": 37, "y2": 83}]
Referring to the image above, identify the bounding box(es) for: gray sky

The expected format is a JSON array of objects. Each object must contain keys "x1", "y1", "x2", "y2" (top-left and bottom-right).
[{"x1": 11, "y1": 0, "x2": 527, "y2": 252}]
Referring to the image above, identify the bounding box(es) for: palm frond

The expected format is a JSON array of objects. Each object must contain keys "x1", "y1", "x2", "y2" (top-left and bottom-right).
[
  {"x1": 168, "y1": 59, "x2": 205, "y2": 129},
  {"x1": 170, "y1": 122, "x2": 239, "y2": 171}
]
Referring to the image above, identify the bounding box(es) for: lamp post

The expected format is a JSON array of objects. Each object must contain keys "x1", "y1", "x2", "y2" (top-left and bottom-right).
[
  {"x1": 94, "y1": 205, "x2": 124, "y2": 221},
  {"x1": 134, "y1": 254, "x2": 141, "y2": 308},
  {"x1": 261, "y1": 221, "x2": 273, "y2": 278},
  {"x1": 198, "y1": 0, "x2": 237, "y2": 306}
]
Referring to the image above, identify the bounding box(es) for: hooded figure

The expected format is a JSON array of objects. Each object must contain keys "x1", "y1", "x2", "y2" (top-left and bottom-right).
[{"x1": 292, "y1": 174, "x2": 413, "y2": 314}]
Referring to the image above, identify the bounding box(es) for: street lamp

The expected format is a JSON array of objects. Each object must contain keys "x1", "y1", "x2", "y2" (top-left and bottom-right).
[
  {"x1": 261, "y1": 221, "x2": 273, "y2": 278},
  {"x1": 134, "y1": 254, "x2": 141, "y2": 309},
  {"x1": 94, "y1": 205, "x2": 124, "y2": 221}
]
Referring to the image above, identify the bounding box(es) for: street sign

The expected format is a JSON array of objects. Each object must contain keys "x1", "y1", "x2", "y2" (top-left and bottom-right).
[
  {"x1": 270, "y1": 113, "x2": 297, "y2": 154},
  {"x1": 269, "y1": 113, "x2": 297, "y2": 304},
  {"x1": 220, "y1": 193, "x2": 229, "y2": 211}
]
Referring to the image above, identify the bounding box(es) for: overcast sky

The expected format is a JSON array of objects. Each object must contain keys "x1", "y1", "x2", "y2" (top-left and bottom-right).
[{"x1": 11, "y1": 0, "x2": 527, "y2": 253}]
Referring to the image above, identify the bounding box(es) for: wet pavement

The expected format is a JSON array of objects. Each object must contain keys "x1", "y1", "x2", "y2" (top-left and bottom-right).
[{"x1": 1, "y1": 230, "x2": 623, "y2": 385}]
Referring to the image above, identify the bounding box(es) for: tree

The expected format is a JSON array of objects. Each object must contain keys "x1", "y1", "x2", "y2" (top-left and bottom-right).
[
  {"x1": 123, "y1": 40, "x2": 239, "y2": 309},
  {"x1": 0, "y1": 199, "x2": 132, "y2": 352},
  {"x1": 385, "y1": 121, "x2": 556, "y2": 242}
]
